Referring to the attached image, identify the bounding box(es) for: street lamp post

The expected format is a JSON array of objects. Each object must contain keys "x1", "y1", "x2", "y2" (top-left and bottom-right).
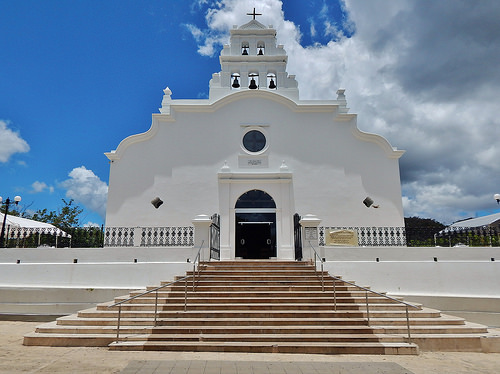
[{"x1": 0, "y1": 196, "x2": 22, "y2": 248}]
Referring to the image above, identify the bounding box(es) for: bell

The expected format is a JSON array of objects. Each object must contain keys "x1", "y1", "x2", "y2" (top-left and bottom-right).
[
  {"x1": 242, "y1": 47, "x2": 248, "y2": 55},
  {"x1": 232, "y1": 77, "x2": 240, "y2": 88},
  {"x1": 249, "y1": 78, "x2": 257, "y2": 89},
  {"x1": 258, "y1": 48, "x2": 263, "y2": 55},
  {"x1": 268, "y1": 78, "x2": 276, "y2": 89}
]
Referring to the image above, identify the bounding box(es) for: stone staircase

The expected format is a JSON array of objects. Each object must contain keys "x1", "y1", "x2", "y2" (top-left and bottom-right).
[{"x1": 24, "y1": 260, "x2": 497, "y2": 354}]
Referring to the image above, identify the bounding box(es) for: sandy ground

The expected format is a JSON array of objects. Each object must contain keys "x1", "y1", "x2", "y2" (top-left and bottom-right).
[{"x1": 2, "y1": 321, "x2": 500, "y2": 373}]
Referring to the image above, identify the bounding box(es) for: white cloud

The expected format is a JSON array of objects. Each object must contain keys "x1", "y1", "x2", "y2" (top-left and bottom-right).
[
  {"x1": 190, "y1": 0, "x2": 500, "y2": 224},
  {"x1": 0, "y1": 120, "x2": 30, "y2": 163},
  {"x1": 60, "y1": 166, "x2": 108, "y2": 219},
  {"x1": 83, "y1": 221, "x2": 101, "y2": 228},
  {"x1": 31, "y1": 181, "x2": 54, "y2": 194}
]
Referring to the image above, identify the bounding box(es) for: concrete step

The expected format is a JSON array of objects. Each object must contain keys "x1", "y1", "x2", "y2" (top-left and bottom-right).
[
  {"x1": 120, "y1": 333, "x2": 406, "y2": 343},
  {"x1": 40, "y1": 323, "x2": 488, "y2": 336},
  {"x1": 109, "y1": 296, "x2": 400, "y2": 305},
  {"x1": 80, "y1": 309, "x2": 441, "y2": 319},
  {"x1": 24, "y1": 331, "x2": 116, "y2": 347},
  {"x1": 99, "y1": 301, "x2": 418, "y2": 311},
  {"x1": 22, "y1": 260, "x2": 493, "y2": 354},
  {"x1": 176, "y1": 272, "x2": 332, "y2": 284},
  {"x1": 186, "y1": 269, "x2": 330, "y2": 278},
  {"x1": 200, "y1": 261, "x2": 311, "y2": 267},
  {"x1": 108, "y1": 340, "x2": 419, "y2": 355},
  {"x1": 164, "y1": 280, "x2": 350, "y2": 286},
  {"x1": 133, "y1": 291, "x2": 385, "y2": 299},
  {"x1": 164, "y1": 285, "x2": 354, "y2": 292}
]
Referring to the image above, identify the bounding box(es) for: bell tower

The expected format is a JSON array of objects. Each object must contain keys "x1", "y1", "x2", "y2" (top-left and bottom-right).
[{"x1": 209, "y1": 11, "x2": 299, "y2": 101}]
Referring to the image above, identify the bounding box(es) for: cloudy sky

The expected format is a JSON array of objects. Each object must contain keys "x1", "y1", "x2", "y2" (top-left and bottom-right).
[{"x1": 1, "y1": 0, "x2": 499, "y2": 225}]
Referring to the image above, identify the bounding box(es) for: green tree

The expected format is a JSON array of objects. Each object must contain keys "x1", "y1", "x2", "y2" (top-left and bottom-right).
[
  {"x1": 404, "y1": 216, "x2": 446, "y2": 247},
  {"x1": 31, "y1": 199, "x2": 83, "y2": 230}
]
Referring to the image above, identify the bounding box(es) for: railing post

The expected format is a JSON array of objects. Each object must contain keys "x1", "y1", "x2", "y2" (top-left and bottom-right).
[
  {"x1": 154, "y1": 289, "x2": 159, "y2": 326},
  {"x1": 333, "y1": 279, "x2": 337, "y2": 311},
  {"x1": 116, "y1": 304, "x2": 122, "y2": 343},
  {"x1": 321, "y1": 262, "x2": 324, "y2": 292},
  {"x1": 406, "y1": 305, "x2": 412, "y2": 343},
  {"x1": 193, "y1": 263, "x2": 196, "y2": 291},
  {"x1": 365, "y1": 291, "x2": 370, "y2": 325},
  {"x1": 184, "y1": 277, "x2": 188, "y2": 312}
]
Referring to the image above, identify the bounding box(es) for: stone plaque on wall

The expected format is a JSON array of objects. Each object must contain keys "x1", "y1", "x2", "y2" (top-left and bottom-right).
[
  {"x1": 238, "y1": 155, "x2": 269, "y2": 168},
  {"x1": 304, "y1": 227, "x2": 318, "y2": 241},
  {"x1": 326, "y1": 229, "x2": 358, "y2": 246}
]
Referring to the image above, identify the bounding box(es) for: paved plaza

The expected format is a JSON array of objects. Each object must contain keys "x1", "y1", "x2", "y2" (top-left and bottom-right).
[
  {"x1": 120, "y1": 360, "x2": 414, "y2": 373},
  {"x1": 2, "y1": 321, "x2": 500, "y2": 373}
]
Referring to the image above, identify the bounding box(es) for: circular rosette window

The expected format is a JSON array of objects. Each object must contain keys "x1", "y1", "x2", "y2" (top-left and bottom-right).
[{"x1": 242, "y1": 129, "x2": 267, "y2": 153}]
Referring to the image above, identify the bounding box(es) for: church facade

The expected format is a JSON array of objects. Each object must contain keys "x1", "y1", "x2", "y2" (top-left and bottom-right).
[{"x1": 104, "y1": 19, "x2": 406, "y2": 259}]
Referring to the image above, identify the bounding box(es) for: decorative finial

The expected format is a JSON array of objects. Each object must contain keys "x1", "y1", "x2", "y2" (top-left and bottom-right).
[
  {"x1": 160, "y1": 87, "x2": 173, "y2": 114},
  {"x1": 280, "y1": 160, "x2": 289, "y2": 172},
  {"x1": 220, "y1": 160, "x2": 231, "y2": 173},
  {"x1": 247, "y1": 8, "x2": 262, "y2": 20}
]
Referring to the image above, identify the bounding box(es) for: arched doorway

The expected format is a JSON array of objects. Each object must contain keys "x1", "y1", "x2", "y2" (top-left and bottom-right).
[{"x1": 235, "y1": 189, "x2": 276, "y2": 259}]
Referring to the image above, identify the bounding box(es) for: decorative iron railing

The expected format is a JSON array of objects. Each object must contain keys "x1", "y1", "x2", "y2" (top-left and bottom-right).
[
  {"x1": 139, "y1": 226, "x2": 194, "y2": 247},
  {"x1": 102, "y1": 226, "x2": 195, "y2": 247},
  {"x1": 104, "y1": 227, "x2": 135, "y2": 247},
  {"x1": 1, "y1": 224, "x2": 497, "y2": 248},
  {"x1": 431, "y1": 226, "x2": 499, "y2": 247}
]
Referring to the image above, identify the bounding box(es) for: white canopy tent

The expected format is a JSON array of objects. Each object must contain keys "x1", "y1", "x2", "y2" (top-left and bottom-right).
[
  {"x1": 437, "y1": 212, "x2": 500, "y2": 247},
  {"x1": 0, "y1": 213, "x2": 71, "y2": 247}
]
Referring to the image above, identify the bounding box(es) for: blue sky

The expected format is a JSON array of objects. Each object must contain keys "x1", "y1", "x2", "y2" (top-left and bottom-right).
[{"x1": 1, "y1": 0, "x2": 500, "y2": 225}]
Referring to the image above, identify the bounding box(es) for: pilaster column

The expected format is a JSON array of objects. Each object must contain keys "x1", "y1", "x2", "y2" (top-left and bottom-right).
[
  {"x1": 299, "y1": 214, "x2": 322, "y2": 261},
  {"x1": 192, "y1": 215, "x2": 212, "y2": 262}
]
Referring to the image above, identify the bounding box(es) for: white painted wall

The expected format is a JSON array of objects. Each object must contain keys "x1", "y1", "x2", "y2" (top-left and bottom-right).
[
  {"x1": 105, "y1": 92, "x2": 405, "y2": 257},
  {"x1": 105, "y1": 19, "x2": 405, "y2": 259}
]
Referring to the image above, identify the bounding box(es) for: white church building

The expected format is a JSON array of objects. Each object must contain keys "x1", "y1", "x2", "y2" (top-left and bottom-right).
[{"x1": 104, "y1": 18, "x2": 406, "y2": 259}]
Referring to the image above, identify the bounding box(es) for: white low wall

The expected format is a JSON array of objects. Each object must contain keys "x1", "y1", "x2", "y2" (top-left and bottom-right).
[
  {"x1": 1, "y1": 246, "x2": 499, "y2": 326},
  {"x1": 319, "y1": 246, "x2": 500, "y2": 327},
  {"x1": 0, "y1": 247, "x2": 204, "y2": 288},
  {"x1": 319, "y1": 246, "x2": 500, "y2": 297},
  {"x1": 0, "y1": 247, "x2": 199, "y2": 318}
]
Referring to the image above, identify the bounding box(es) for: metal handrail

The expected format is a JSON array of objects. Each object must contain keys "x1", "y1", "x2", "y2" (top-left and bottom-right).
[
  {"x1": 307, "y1": 241, "x2": 418, "y2": 343},
  {"x1": 307, "y1": 241, "x2": 325, "y2": 291},
  {"x1": 108, "y1": 241, "x2": 206, "y2": 343},
  {"x1": 192, "y1": 240, "x2": 206, "y2": 291}
]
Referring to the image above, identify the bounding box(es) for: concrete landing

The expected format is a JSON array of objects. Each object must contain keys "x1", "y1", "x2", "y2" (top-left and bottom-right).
[{"x1": 119, "y1": 360, "x2": 414, "y2": 374}]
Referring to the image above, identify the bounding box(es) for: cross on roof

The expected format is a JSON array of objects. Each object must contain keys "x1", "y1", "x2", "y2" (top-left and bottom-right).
[{"x1": 247, "y1": 8, "x2": 262, "y2": 20}]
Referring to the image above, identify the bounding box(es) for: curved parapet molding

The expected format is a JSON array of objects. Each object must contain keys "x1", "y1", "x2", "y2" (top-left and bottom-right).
[
  {"x1": 104, "y1": 119, "x2": 162, "y2": 161},
  {"x1": 172, "y1": 90, "x2": 339, "y2": 114},
  {"x1": 351, "y1": 127, "x2": 405, "y2": 159}
]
